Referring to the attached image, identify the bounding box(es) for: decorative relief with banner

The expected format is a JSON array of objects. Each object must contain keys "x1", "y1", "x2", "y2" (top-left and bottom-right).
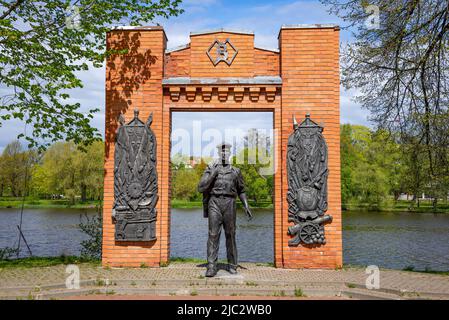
[
  {"x1": 287, "y1": 114, "x2": 332, "y2": 246},
  {"x1": 113, "y1": 109, "x2": 158, "y2": 241}
]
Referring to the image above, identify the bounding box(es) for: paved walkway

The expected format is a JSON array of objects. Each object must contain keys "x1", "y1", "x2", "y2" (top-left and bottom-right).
[{"x1": 1, "y1": 262, "x2": 448, "y2": 299}]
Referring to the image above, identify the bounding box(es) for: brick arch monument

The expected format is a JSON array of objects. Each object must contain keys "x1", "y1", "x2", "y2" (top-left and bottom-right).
[{"x1": 103, "y1": 25, "x2": 342, "y2": 269}]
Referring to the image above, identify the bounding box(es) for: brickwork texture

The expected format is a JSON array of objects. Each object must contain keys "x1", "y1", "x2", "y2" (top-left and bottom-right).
[{"x1": 103, "y1": 26, "x2": 342, "y2": 268}]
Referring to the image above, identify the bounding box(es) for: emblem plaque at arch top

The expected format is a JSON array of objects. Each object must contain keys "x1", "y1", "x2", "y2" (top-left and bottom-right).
[
  {"x1": 112, "y1": 109, "x2": 158, "y2": 242},
  {"x1": 206, "y1": 38, "x2": 238, "y2": 66},
  {"x1": 287, "y1": 114, "x2": 332, "y2": 246}
]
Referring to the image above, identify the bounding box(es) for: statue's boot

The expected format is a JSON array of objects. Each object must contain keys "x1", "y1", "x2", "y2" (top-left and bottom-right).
[
  {"x1": 206, "y1": 264, "x2": 217, "y2": 277},
  {"x1": 228, "y1": 264, "x2": 238, "y2": 275}
]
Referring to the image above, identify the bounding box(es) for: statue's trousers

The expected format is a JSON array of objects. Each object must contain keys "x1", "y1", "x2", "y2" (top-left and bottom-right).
[{"x1": 207, "y1": 195, "x2": 237, "y2": 267}]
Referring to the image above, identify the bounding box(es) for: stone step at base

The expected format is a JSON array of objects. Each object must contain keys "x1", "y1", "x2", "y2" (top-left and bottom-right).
[{"x1": 0, "y1": 283, "x2": 421, "y2": 300}]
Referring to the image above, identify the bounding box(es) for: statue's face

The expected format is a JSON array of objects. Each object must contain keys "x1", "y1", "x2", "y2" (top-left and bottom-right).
[{"x1": 220, "y1": 148, "x2": 231, "y2": 164}]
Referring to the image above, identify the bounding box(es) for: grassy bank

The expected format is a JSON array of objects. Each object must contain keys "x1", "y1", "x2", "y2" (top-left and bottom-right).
[
  {"x1": 2, "y1": 197, "x2": 447, "y2": 213},
  {"x1": 401, "y1": 265, "x2": 449, "y2": 276},
  {"x1": 2, "y1": 256, "x2": 447, "y2": 274},
  {"x1": 171, "y1": 199, "x2": 273, "y2": 209},
  {"x1": 0, "y1": 256, "x2": 100, "y2": 269},
  {"x1": 169, "y1": 256, "x2": 275, "y2": 267},
  {"x1": 171, "y1": 199, "x2": 203, "y2": 209},
  {"x1": 1, "y1": 198, "x2": 272, "y2": 210},
  {"x1": 0, "y1": 197, "x2": 100, "y2": 209},
  {"x1": 172, "y1": 199, "x2": 448, "y2": 212},
  {"x1": 0, "y1": 256, "x2": 274, "y2": 269},
  {"x1": 343, "y1": 199, "x2": 449, "y2": 213}
]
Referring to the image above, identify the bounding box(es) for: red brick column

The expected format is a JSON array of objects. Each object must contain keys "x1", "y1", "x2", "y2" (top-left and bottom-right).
[
  {"x1": 279, "y1": 25, "x2": 342, "y2": 268},
  {"x1": 103, "y1": 27, "x2": 166, "y2": 267}
]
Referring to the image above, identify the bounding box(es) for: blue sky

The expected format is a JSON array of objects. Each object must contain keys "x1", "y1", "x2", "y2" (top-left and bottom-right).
[{"x1": 0, "y1": 0, "x2": 369, "y2": 153}]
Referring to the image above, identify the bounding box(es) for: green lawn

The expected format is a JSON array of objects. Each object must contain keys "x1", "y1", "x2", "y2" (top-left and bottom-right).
[
  {"x1": 1, "y1": 197, "x2": 446, "y2": 213},
  {"x1": 169, "y1": 256, "x2": 207, "y2": 264},
  {"x1": 171, "y1": 199, "x2": 203, "y2": 209},
  {"x1": 171, "y1": 199, "x2": 273, "y2": 209},
  {"x1": 0, "y1": 256, "x2": 100, "y2": 268},
  {"x1": 0, "y1": 197, "x2": 273, "y2": 210},
  {"x1": 2, "y1": 257, "x2": 447, "y2": 275},
  {"x1": 343, "y1": 199, "x2": 449, "y2": 213}
]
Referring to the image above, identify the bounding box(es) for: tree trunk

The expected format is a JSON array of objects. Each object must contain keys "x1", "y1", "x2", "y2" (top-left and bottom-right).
[
  {"x1": 81, "y1": 184, "x2": 87, "y2": 202},
  {"x1": 11, "y1": 185, "x2": 18, "y2": 197},
  {"x1": 433, "y1": 197, "x2": 438, "y2": 212}
]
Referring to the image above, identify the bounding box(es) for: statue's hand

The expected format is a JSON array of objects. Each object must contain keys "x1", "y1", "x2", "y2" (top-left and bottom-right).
[
  {"x1": 211, "y1": 162, "x2": 220, "y2": 177},
  {"x1": 245, "y1": 207, "x2": 253, "y2": 221}
]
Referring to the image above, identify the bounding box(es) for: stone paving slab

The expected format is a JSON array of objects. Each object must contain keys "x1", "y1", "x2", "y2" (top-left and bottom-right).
[
  {"x1": 66, "y1": 295, "x2": 338, "y2": 300},
  {"x1": 1, "y1": 262, "x2": 448, "y2": 299}
]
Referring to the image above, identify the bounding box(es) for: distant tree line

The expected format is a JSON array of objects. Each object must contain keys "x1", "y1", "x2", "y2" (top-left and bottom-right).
[
  {"x1": 1, "y1": 124, "x2": 447, "y2": 210},
  {"x1": 171, "y1": 147, "x2": 274, "y2": 205},
  {"x1": 341, "y1": 124, "x2": 448, "y2": 210},
  {"x1": 0, "y1": 140, "x2": 104, "y2": 204},
  {"x1": 171, "y1": 148, "x2": 273, "y2": 204}
]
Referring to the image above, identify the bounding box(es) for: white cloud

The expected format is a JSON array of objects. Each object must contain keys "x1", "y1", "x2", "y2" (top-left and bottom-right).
[
  {"x1": 162, "y1": 18, "x2": 218, "y2": 48},
  {"x1": 0, "y1": 118, "x2": 25, "y2": 153},
  {"x1": 341, "y1": 88, "x2": 371, "y2": 127}
]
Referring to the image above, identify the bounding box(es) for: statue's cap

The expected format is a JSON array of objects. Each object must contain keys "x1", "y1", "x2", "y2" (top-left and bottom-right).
[{"x1": 216, "y1": 142, "x2": 232, "y2": 150}]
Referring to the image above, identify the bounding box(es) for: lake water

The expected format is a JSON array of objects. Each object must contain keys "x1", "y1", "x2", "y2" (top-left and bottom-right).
[
  {"x1": 1, "y1": 208, "x2": 448, "y2": 271},
  {"x1": 0, "y1": 208, "x2": 92, "y2": 258}
]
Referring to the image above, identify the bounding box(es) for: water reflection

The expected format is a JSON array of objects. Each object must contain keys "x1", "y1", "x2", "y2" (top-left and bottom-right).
[
  {"x1": 0, "y1": 208, "x2": 93, "y2": 257},
  {"x1": 170, "y1": 208, "x2": 274, "y2": 263},
  {"x1": 342, "y1": 211, "x2": 449, "y2": 271}
]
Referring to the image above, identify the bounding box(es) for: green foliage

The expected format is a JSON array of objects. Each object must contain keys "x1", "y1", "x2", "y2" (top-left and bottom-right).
[
  {"x1": 79, "y1": 207, "x2": 103, "y2": 260},
  {"x1": 0, "y1": 246, "x2": 18, "y2": 260},
  {"x1": 273, "y1": 290, "x2": 286, "y2": 297},
  {"x1": 0, "y1": 0, "x2": 184, "y2": 149},
  {"x1": 30, "y1": 140, "x2": 104, "y2": 203},
  {"x1": 190, "y1": 290, "x2": 198, "y2": 296},
  {"x1": 294, "y1": 287, "x2": 304, "y2": 297},
  {"x1": 0, "y1": 197, "x2": 100, "y2": 209},
  {"x1": 341, "y1": 124, "x2": 448, "y2": 211},
  {"x1": 172, "y1": 167, "x2": 201, "y2": 201},
  {"x1": 159, "y1": 261, "x2": 169, "y2": 267},
  {"x1": 255, "y1": 262, "x2": 274, "y2": 267},
  {"x1": 170, "y1": 256, "x2": 207, "y2": 263},
  {"x1": 400, "y1": 137, "x2": 449, "y2": 211},
  {"x1": 171, "y1": 157, "x2": 210, "y2": 201},
  {"x1": 322, "y1": 0, "x2": 449, "y2": 210},
  {"x1": 341, "y1": 124, "x2": 406, "y2": 210},
  {"x1": 342, "y1": 123, "x2": 448, "y2": 212},
  {"x1": 245, "y1": 281, "x2": 258, "y2": 286},
  {"x1": 170, "y1": 199, "x2": 203, "y2": 209},
  {"x1": 0, "y1": 141, "x2": 36, "y2": 197},
  {"x1": 171, "y1": 147, "x2": 274, "y2": 205},
  {"x1": 0, "y1": 255, "x2": 99, "y2": 268},
  {"x1": 232, "y1": 147, "x2": 273, "y2": 205}
]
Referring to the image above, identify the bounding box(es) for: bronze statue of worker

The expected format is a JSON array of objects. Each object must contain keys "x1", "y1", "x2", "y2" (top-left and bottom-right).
[{"x1": 198, "y1": 142, "x2": 253, "y2": 277}]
